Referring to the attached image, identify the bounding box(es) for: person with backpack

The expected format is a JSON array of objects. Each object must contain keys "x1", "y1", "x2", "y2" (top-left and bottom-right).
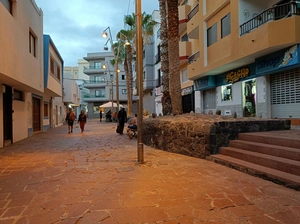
[
  {"x1": 66, "y1": 108, "x2": 75, "y2": 134},
  {"x1": 78, "y1": 110, "x2": 87, "y2": 133}
]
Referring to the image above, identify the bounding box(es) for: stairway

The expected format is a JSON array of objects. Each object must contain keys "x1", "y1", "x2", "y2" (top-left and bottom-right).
[{"x1": 210, "y1": 130, "x2": 300, "y2": 190}]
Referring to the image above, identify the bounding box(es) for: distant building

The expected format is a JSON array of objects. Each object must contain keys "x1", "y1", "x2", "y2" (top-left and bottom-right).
[{"x1": 83, "y1": 52, "x2": 128, "y2": 118}]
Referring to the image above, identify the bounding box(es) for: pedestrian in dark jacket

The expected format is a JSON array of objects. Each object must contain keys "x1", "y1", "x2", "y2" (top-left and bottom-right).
[
  {"x1": 117, "y1": 108, "x2": 127, "y2": 134},
  {"x1": 78, "y1": 110, "x2": 87, "y2": 133}
]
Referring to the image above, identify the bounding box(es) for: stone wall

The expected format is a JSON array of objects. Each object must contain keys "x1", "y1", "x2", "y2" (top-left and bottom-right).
[{"x1": 143, "y1": 114, "x2": 290, "y2": 159}]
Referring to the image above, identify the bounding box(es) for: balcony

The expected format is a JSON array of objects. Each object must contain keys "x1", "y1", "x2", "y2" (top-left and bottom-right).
[
  {"x1": 240, "y1": 2, "x2": 300, "y2": 36},
  {"x1": 83, "y1": 80, "x2": 107, "y2": 88},
  {"x1": 83, "y1": 94, "x2": 107, "y2": 102},
  {"x1": 179, "y1": 41, "x2": 192, "y2": 65},
  {"x1": 179, "y1": 4, "x2": 191, "y2": 34},
  {"x1": 143, "y1": 80, "x2": 155, "y2": 91},
  {"x1": 83, "y1": 66, "x2": 106, "y2": 74},
  {"x1": 187, "y1": 4, "x2": 199, "y2": 39},
  {"x1": 188, "y1": 51, "x2": 200, "y2": 64}
]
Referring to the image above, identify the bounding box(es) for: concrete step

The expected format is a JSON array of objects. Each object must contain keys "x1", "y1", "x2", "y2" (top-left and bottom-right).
[
  {"x1": 220, "y1": 147, "x2": 300, "y2": 176},
  {"x1": 210, "y1": 154, "x2": 300, "y2": 190},
  {"x1": 229, "y1": 140, "x2": 300, "y2": 161},
  {"x1": 238, "y1": 132, "x2": 300, "y2": 148}
]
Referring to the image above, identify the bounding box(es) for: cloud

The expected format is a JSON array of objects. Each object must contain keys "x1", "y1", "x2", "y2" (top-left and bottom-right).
[{"x1": 35, "y1": 0, "x2": 159, "y2": 66}]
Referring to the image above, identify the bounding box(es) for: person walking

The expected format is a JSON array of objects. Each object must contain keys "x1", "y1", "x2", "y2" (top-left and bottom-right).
[
  {"x1": 78, "y1": 110, "x2": 87, "y2": 133},
  {"x1": 117, "y1": 108, "x2": 127, "y2": 135},
  {"x1": 99, "y1": 110, "x2": 102, "y2": 122},
  {"x1": 66, "y1": 108, "x2": 75, "y2": 134}
]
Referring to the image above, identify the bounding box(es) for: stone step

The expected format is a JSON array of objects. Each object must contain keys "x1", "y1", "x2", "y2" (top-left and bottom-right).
[
  {"x1": 229, "y1": 140, "x2": 300, "y2": 161},
  {"x1": 238, "y1": 132, "x2": 300, "y2": 148},
  {"x1": 220, "y1": 147, "x2": 300, "y2": 176},
  {"x1": 210, "y1": 154, "x2": 300, "y2": 190}
]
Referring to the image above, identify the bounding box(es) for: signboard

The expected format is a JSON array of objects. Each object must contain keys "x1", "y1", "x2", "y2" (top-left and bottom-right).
[
  {"x1": 181, "y1": 86, "x2": 193, "y2": 96},
  {"x1": 256, "y1": 45, "x2": 299, "y2": 74},
  {"x1": 225, "y1": 67, "x2": 250, "y2": 84},
  {"x1": 194, "y1": 75, "x2": 216, "y2": 91}
]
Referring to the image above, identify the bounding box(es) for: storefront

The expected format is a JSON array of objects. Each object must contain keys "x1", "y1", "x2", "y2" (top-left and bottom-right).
[{"x1": 256, "y1": 44, "x2": 300, "y2": 118}]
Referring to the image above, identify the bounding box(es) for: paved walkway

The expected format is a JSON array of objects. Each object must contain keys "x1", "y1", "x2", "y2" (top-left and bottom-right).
[{"x1": 0, "y1": 119, "x2": 299, "y2": 224}]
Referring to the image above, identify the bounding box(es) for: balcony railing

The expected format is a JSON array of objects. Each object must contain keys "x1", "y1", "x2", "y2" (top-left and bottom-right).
[
  {"x1": 83, "y1": 66, "x2": 103, "y2": 69},
  {"x1": 240, "y1": 2, "x2": 300, "y2": 36},
  {"x1": 155, "y1": 53, "x2": 161, "y2": 64},
  {"x1": 83, "y1": 80, "x2": 107, "y2": 84},
  {"x1": 188, "y1": 4, "x2": 199, "y2": 21},
  {"x1": 84, "y1": 94, "x2": 106, "y2": 98},
  {"x1": 188, "y1": 51, "x2": 200, "y2": 64}
]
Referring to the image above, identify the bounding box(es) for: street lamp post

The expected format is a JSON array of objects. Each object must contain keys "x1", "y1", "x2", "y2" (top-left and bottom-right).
[
  {"x1": 102, "y1": 27, "x2": 120, "y2": 112},
  {"x1": 136, "y1": 0, "x2": 144, "y2": 163}
]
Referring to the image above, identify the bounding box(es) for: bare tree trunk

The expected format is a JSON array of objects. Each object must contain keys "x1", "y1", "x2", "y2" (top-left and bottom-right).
[
  {"x1": 159, "y1": 0, "x2": 172, "y2": 115},
  {"x1": 167, "y1": 0, "x2": 182, "y2": 115}
]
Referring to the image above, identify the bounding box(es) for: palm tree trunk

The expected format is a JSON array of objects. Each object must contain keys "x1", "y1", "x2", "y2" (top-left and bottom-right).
[
  {"x1": 126, "y1": 45, "x2": 133, "y2": 117},
  {"x1": 159, "y1": 0, "x2": 172, "y2": 116},
  {"x1": 124, "y1": 56, "x2": 131, "y2": 116},
  {"x1": 167, "y1": 0, "x2": 182, "y2": 115}
]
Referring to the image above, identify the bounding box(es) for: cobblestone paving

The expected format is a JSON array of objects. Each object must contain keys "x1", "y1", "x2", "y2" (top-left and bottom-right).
[{"x1": 0, "y1": 119, "x2": 299, "y2": 224}]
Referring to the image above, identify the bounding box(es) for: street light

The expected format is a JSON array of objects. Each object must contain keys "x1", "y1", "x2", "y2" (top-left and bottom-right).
[
  {"x1": 102, "y1": 62, "x2": 114, "y2": 112},
  {"x1": 136, "y1": 0, "x2": 144, "y2": 163},
  {"x1": 102, "y1": 26, "x2": 120, "y2": 112}
]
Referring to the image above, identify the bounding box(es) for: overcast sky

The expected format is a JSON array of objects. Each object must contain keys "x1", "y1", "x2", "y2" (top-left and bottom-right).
[{"x1": 34, "y1": 0, "x2": 159, "y2": 66}]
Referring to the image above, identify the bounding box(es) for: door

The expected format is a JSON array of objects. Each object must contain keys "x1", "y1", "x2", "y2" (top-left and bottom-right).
[
  {"x1": 242, "y1": 79, "x2": 256, "y2": 117},
  {"x1": 32, "y1": 97, "x2": 41, "y2": 132},
  {"x1": 3, "y1": 85, "x2": 12, "y2": 146},
  {"x1": 182, "y1": 93, "x2": 194, "y2": 113}
]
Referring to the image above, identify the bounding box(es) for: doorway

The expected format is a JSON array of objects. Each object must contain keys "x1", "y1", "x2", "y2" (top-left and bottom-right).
[
  {"x1": 243, "y1": 79, "x2": 256, "y2": 117},
  {"x1": 3, "y1": 85, "x2": 13, "y2": 146},
  {"x1": 32, "y1": 97, "x2": 41, "y2": 132}
]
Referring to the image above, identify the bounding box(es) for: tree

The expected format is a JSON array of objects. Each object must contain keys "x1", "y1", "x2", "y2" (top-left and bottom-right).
[
  {"x1": 159, "y1": 0, "x2": 172, "y2": 115},
  {"x1": 167, "y1": 0, "x2": 182, "y2": 114}
]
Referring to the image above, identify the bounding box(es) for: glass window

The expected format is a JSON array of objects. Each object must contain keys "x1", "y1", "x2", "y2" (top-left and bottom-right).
[
  {"x1": 181, "y1": 69, "x2": 188, "y2": 83},
  {"x1": 181, "y1": 33, "x2": 189, "y2": 42},
  {"x1": 122, "y1": 75, "x2": 125, "y2": 80},
  {"x1": 122, "y1": 89, "x2": 127, "y2": 94},
  {"x1": 14, "y1": 89, "x2": 23, "y2": 101},
  {"x1": 221, "y1": 13, "x2": 231, "y2": 38},
  {"x1": 1, "y1": 0, "x2": 12, "y2": 14},
  {"x1": 221, "y1": 84, "x2": 232, "y2": 101},
  {"x1": 50, "y1": 57, "x2": 54, "y2": 74},
  {"x1": 29, "y1": 31, "x2": 36, "y2": 57},
  {"x1": 94, "y1": 62, "x2": 101, "y2": 69},
  {"x1": 207, "y1": 23, "x2": 217, "y2": 46}
]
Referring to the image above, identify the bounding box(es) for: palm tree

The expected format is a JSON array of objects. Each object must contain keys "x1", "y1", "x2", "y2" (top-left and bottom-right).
[
  {"x1": 167, "y1": 0, "x2": 182, "y2": 114},
  {"x1": 122, "y1": 12, "x2": 157, "y2": 116},
  {"x1": 159, "y1": 0, "x2": 172, "y2": 115}
]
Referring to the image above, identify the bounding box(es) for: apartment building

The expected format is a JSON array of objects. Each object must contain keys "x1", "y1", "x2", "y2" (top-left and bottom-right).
[
  {"x1": 83, "y1": 52, "x2": 128, "y2": 118},
  {"x1": 43, "y1": 35, "x2": 64, "y2": 130},
  {"x1": 181, "y1": 0, "x2": 300, "y2": 119},
  {"x1": 0, "y1": 0, "x2": 44, "y2": 147}
]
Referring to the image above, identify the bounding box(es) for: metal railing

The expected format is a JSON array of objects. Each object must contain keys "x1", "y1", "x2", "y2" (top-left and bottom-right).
[
  {"x1": 83, "y1": 80, "x2": 107, "y2": 84},
  {"x1": 240, "y1": 2, "x2": 300, "y2": 36},
  {"x1": 83, "y1": 66, "x2": 104, "y2": 70},
  {"x1": 188, "y1": 51, "x2": 200, "y2": 64},
  {"x1": 188, "y1": 4, "x2": 199, "y2": 21},
  {"x1": 83, "y1": 94, "x2": 106, "y2": 98}
]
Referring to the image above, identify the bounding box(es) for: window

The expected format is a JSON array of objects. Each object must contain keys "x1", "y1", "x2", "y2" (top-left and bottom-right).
[
  {"x1": 29, "y1": 31, "x2": 37, "y2": 57},
  {"x1": 122, "y1": 89, "x2": 127, "y2": 94},
  {"x1": 50, "y1": 57, "x2": 54, "y2": 74},
  {"x1": 56, "y1": 64, "x2": 61, "y2": 81},
  {"x1": 143, "y1": 71, "x2": 146, "y2": 80},
  {"x1": 207, "y1": 23, "x2": 217, "y2": 46},
  {"x1": 1, "y1": 0, "x2": 12, "y2": 14},
  {"x1": 221, "y1": 84, "x2": 232, "y2": 101},
  {"x1": 44, "y1": 103, "x2": 48, "y2": 117},
  {"x1": 221, "y1": 13, "x2": 231, "y2": 38},
  {"x1": 14, "y1": 89, "x2": 23, "y2": 101},
  {"x1": 181, "y1": 69, "x2": 188, "y2": 83},
  {"x1": 122, "y1": 75, "x2": 125, "y2": 80},
  {"x1": 95, "y1": 90, "x2": 101, "y2": 97},
  {"x1": 94, "y1": 62, "x2": 101, "y2": 69},
  {"x1": 181, "y1": 33, "x2": 189, "y2": 42}
]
